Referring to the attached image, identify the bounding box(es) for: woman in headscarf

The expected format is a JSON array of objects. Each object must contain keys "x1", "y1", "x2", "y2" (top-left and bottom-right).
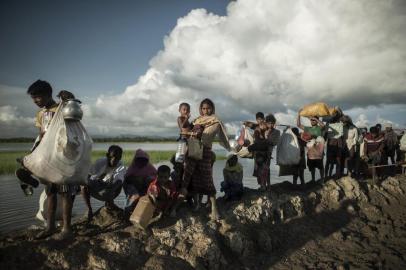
[
  {"x1": 181, "y1": 98, "x2": 230, "y2": 220},
  {"x1": 123, "y1": 149, "x2": 157, "y2": 216}
]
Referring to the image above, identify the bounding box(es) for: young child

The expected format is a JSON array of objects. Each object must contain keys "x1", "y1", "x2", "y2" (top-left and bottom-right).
[
  {"x1": 221, "y1": 154, "x2": 243, "y2": 200},
  {"x1": 177, "y1": 102, "x2": 192, "y2": 136},
  {"x1": 175, "y1": 102, "x2": 191, "y2": 163},
  {"x1": 249, "y1": 114, "x2": 280, "y2": 191},
  {"x1": 147, "y1": 165, "x2": 180, "y2": 217},
  {"x1": 16, "y1": 80, "x2": 77, "y2": 240},
  {"x1": 243, "y1": 112, "x2": 265, "y2": 130}
]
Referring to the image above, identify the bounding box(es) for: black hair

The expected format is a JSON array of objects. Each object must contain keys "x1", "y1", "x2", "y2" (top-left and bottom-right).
[
  {"x1": 291, "y1": 127, "x2": 300, "y2": 137},
  {"x1": 107, "y1": 145, "x2": 123, "y2": 156},
  {"x1": 199, "y1": 98, "x2": 215, "y2": 115},
  {"x1": 375, "y1": 124, "x2": 382, "y2": 130},
  {"x1": 179, "y1": 102, "x2": 190, "y2": 111},
  {"x1": 27, "y1": 80, "x2": 52, "y2": 97},
  {"x1": 255, "y1": 112, "x2": 265, "y2": 119},
  {"x1": 370, "y1": 126, "x2": 378, "y2": 134},
  {"x1": 265, "y1": 113, "x2": 276, "y2": 124},
  {"x1": 157, "y1": 165, "x2": 171, "y2": 175}
]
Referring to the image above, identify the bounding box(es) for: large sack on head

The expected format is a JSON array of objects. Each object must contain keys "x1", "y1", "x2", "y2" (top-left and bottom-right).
[
  {"x1": 276, "y1": 128, "x2": 301, "y2": 165},
  {"x1": 23, "y1": 103, "x2": 92, "y2": 185},
  {"x1": 300, "y1": 102, "x2": 330, "y2": 117}
]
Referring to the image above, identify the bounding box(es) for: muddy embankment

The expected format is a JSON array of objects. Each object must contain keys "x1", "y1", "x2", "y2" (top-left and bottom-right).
[{"x1": 1, "y1": 175, "x2": 406, "y2": 269}]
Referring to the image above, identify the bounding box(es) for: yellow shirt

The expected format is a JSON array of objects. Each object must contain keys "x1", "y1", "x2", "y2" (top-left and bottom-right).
[{"x1": 35, "y1": 103, "x2": 59, "y2": 133}]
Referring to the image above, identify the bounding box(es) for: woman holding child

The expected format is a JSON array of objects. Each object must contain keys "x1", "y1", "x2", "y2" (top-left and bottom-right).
[{"x1": 181, "y1": 98, "x2": 230, "y2": 220}]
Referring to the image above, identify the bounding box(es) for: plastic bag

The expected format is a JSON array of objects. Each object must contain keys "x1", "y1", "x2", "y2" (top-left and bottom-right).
[
  {"x1": 276, "y1": 128, "x2": 301, "y2": 165},
  {"x1": 300, "y1": 102, "x2": 330, "y2": 117},
  {"x1": 23, "y1": 103, "x2": 93, "y2": 185},
  {"x1": 175, "y1": 139, "x2": 187, "y2": 163},
  {"x1": 187, "y1": 137, "x2": 203, "y2": 160},
  {"x1": 36, "y1": 189, "x2": 63, "y2": 222},
  {"x1": 400, "y1": 134, "x2": 406, "y2": 151},
  {"x1": 235, "y1": 126, "x2": 254, "y2": 158}
]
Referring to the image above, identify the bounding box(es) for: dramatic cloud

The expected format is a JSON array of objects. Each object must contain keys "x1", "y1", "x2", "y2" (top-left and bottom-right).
[
  {"x1": 84, "y1": 0, "x2": 405, "y2": 136},
  {"x1": 2, "y1": 0, "x2": 406, "y2": 137}
]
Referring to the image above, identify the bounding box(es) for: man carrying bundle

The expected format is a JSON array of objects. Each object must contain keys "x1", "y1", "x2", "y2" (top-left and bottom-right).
[{"x1": 15, "y1": 80, "x2": 78, "y2": 240}]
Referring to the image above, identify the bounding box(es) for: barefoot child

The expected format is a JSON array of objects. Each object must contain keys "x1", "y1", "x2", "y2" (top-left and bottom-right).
[{"x1": 221, "y1": 154, "x2": 243, "y2": 200}]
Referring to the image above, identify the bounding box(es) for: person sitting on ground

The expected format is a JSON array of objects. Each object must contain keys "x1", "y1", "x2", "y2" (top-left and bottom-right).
[
  {"x1": 123, "y1": 149, "x2": 157, "y2": 217},
  {"x1": 220, "y1": 154, "x2": 244, "y2": 201},
  {"x1": 15, "y1": 80, "x2": 77, "y2": 240},
  {"x1": 147, "y1": 165, "x2": 181, "y2": 218},
  {"x1": 82, "y1": 145, "x2": 126, "y2": 222}
]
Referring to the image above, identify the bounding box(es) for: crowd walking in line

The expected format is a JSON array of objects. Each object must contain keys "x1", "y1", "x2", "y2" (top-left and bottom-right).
[{"x1": 14, "y1": 79, "x2": 406, "y2": 240}]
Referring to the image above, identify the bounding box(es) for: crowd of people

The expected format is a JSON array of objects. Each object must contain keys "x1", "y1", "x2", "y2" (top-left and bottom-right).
[{"x1": 15, "y1": 79, "x2": 406, "y2": 240}]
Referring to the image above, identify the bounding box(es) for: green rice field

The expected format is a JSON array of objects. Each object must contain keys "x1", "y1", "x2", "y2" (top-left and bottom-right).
[{"x1": 0, "y1": 150, "x2": 225, "y2": 175}]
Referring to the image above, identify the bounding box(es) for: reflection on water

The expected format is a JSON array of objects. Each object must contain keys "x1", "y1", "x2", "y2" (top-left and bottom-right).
[{"x1": 0, "y1": 142, "x2": 313, "y2": 234}]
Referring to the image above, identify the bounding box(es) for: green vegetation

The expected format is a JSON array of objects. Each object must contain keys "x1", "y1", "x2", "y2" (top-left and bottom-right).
[
  {"x1": 0, "y1": 137, "x2": 178, "y2": 143},
  {"x1": 0, "y1": 150, "x2": 225, "y2": 175}
]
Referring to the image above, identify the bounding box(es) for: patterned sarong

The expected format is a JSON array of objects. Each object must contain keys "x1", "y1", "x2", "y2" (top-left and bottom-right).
[{"x1": 182, "y1": 146, "x2": 216, "y2": 195}]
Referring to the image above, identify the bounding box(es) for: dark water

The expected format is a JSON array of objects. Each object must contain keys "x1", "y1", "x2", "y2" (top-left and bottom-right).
[{"x1": 0, "y1": 142, "x2": 316, "y2": 234}]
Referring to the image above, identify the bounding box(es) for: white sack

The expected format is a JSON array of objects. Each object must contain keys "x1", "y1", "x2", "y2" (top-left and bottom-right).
[
  {"x1": 236, "y1": 126, "x2": 254, "y2": 158},
  {"x1": 276, "y1": 128, "x2": 301, "y2": 165},
  {"x1": 36, "y1": 189, "x2": 63, "y2": 222},
  {"x1": 23, "y1": 103, "x2": 92, "y2": 185}
]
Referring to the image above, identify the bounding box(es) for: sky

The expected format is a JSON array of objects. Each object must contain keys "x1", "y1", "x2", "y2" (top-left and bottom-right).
[{"x1": 1, "y1": 0, "x2": 405, "y2": 138}]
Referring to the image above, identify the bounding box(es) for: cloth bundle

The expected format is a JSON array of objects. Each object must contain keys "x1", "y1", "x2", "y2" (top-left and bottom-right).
[{"x1": 23, "y1": 103, "x2": 93, "y2": 185}]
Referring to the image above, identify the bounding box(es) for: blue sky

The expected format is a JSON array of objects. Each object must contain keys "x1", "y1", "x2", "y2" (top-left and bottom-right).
[
  {"x1": 0, "y1": 0, "x2": 228, "y2": 97},
  {"x1": 1, "y1": 0, "x2": 405, "y2": 138}
]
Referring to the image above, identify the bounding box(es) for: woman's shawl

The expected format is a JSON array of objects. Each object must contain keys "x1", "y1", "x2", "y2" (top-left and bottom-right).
[
  {"x1": 125, "y1": 149, "x2": 157, "y2": 179},
  {"x1": 193, "y1": 115, "x2": 230, "y2": 150}
]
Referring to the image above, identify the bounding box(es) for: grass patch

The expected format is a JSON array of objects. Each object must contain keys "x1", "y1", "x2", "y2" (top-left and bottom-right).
[{"x1": 0, "y1": 150, "x2": 225, "y2": 175}]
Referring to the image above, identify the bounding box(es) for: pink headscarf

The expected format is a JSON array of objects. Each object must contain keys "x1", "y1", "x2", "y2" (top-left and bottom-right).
[{"x1": 125, "y1": 149, "x2": 157, "y2": 179}]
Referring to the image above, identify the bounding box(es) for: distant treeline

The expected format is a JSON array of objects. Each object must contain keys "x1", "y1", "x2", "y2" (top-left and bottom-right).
[{"x1": 0, "y1": 136, "x2": 178, "y2": 143}]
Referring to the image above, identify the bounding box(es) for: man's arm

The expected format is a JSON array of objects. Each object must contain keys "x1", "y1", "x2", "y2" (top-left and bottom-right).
[{"x1": 297, "y1": 110, "x2": 305, "y2": 130}]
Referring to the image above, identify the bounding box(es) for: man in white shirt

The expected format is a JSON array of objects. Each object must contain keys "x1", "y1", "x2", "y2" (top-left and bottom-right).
[{"x1": 82, "y1": 145, "x2": 126, "y2": 222}]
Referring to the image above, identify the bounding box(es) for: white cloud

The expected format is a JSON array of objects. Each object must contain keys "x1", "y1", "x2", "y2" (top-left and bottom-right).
[
  {"x1": 83, "y1": 0, "x2": 405, "y2": 136},
  {"x1": 1, "y1": 0, "x2": 406, "y2": 137},
  {"x1": 0, "y1": 105, "x2": 36, "y2": 137}
]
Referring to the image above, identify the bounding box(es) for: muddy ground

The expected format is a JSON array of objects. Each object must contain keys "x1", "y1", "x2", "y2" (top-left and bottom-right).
[{"x1": 1, "y1": 175, "x2": 406, "y2": 269}]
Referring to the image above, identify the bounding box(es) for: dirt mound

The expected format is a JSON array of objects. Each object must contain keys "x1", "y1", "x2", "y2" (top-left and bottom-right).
[{"x1": 1, "y1": 176, "x2": 406, "y2": 269}]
